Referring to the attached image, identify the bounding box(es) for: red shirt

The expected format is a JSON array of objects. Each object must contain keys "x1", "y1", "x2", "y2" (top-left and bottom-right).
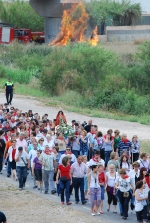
[
  {"x1": 145, "y1": 176, "x2": 150, "y2": 188},
  {"x1": 12, "y1": 148, "x2": 16, "y2": 160},
  {"x1": 58, "y1": 164, "x2": 70, "y2": 179},
  {"x1": 98, "y1": 172, "x2": 105, "y2": 184}
]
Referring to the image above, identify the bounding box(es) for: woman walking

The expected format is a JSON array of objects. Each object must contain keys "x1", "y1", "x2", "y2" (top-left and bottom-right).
[
  {"x1": 114, "y1": 130, "x2": 121, "y2": 153},
  {"x1": 105, "y1": 164, "x2": 117, "y2": 213},
  {"x1": 98, "y1": 163, "x2": 105, "y2": 214},
  {"x1": 120, "y1": 155, "x2": 130, "y2": 174},
  {"x1": 115, "y1": 169, "x2": 134, "y2": 220},
  {"x1": 135, "y1": 180, "x2": 148, "y2": 223},
  {"x1": 131, "y1": 135, "x2": 140, "y2": 163},
  {"x1": 32, "y1": 150, "x2": 42, "y2": 190},
  {"x1": 108, "y1": 152, "x2": 120, "y2": 172},
  {"x1": 56, "y1": 156, "x2": 72, "y2": 205},
  {"x1": 79, "y1": 130, "x2": 88, "y2": 156},
  {"x1": 103, "y1": 133, "x2": 114, "y2": 168},
  {"x1": 88, "y1": 165, "x2": 101, "y2": 216},
  {"x1": 7, "y1": 139, "x2": 17, "y2": 180}
]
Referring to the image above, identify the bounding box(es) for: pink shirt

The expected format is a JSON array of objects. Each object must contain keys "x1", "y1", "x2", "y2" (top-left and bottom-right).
[
  {"x1": 71, "y1": 162, "x2": 87, "y2": 178},
  {"x1": 16, "y1": 139, "x2": 27, "y2": 151}
]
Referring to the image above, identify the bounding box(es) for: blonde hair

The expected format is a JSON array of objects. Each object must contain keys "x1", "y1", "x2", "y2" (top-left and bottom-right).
[
  {"x1": 97, "y1": 163, "x2": 104, "y2": 168},
  {"x1": 108, "y1": 164, "x2": 115, "y2": 169},
  {"x1": 82, "y1": 155, "x2": 87, "y2": 161},
  {"x1": 82, "y1": 130, "x2": 87, "y2": 136},
  {"x1": 110, "y1": 152, "x2": 116, "y2": 159}
]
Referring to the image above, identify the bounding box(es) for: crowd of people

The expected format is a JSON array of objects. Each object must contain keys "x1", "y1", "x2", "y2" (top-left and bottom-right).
[{"x1": 0, "y1": 103, "x2": 150, "y2": 222}]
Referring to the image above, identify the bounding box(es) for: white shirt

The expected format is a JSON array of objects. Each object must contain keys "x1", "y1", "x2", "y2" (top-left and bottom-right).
[
  {"x1": 43, "y1": 140, "x2": 54, "y2": 149},
  {"x1": 8, "y1": 146, "x2": 16, "y2": 162},
  {"x1": 128, "y1": 169, "x2": 140, "y2": 188},
  {"x1": 116, "y1": 176, "x2": 132, "y2": 192},
  {"x1": 29, "y1": 149, "x2": 37, "y2": 167},
  {"x1": 90, "y1": 172, "x2": 100, "y2": 188},
  {"x1": 59, "y1": 153, "x2": 77, "y2": 164},
  {"x1": 106, "y1": 172, "x2": 118, "y2": 187},
  {"x1": 15, "y1": 151, "x2": 29, "y2": 167},
  {"x1": 88, "y1": 158, "x2": 105, "y2": 167},
  {"x1": 16, "y1": 138, "x2": 27, "y2": 151}
]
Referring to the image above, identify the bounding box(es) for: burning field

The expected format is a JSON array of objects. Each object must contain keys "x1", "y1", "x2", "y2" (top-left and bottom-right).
[{"x1": 49, "y1": 2, "x2": 99, "y2": 46}]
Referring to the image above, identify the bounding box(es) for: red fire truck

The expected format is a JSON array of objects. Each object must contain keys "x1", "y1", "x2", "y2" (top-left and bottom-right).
[{"x1": 0, "y1": 24, "x2": 44, "y2": 44}]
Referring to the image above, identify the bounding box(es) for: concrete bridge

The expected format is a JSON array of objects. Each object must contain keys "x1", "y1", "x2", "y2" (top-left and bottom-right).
[{"x1": 30, "y1": 0, "x2": 90, "y2": 43}]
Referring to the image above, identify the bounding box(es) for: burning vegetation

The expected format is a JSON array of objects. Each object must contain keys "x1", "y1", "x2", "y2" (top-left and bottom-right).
[{"x1": 49, "y1": 2, "x2": 99, "y2": 46}]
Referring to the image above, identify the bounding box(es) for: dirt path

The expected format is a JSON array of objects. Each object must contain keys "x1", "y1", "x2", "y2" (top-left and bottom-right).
[
  {"x1": 0, "y1": 93, "x2": 150, "y2": 140},
  {"x1": 0, "y1": 180, "x2": 104, "y2": 223}
]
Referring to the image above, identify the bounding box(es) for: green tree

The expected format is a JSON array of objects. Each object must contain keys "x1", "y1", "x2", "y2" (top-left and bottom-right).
[{"x1": 0, "y1": 0, "x2": 44, "y2": 31}]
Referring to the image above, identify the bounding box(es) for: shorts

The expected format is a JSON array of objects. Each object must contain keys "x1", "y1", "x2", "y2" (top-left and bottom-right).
[
  {"x1": 10, "y1": 160, "x2": 16, "y2": 170},
  {"x1": 34, "y1": 169, "x2": 42, "y2": 181}
]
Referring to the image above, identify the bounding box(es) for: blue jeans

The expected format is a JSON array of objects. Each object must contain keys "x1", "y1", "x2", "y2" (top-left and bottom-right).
[
  {"x1": 80, "y1": 151, "x2": 88, "y2": 157},
  {"x1": 72, "y1": 177, "x2": 85, "y2": 202},
  {"x1": 7, "y1": 158, "x2": 11, "y2": 175},
  {"x1": 105, "y1": 151, "x2": 112, "y2": 167},
  {"x1": 43, "y1": 170, "x2": 55, "y2": 192},
  {"x1": 16, "y1": 166, "x2": 27, "y2": 189},
  {"x1": 116, "y1": 189, "x2": 123, "y2": 214},
  {"x1": 60, "y1": 179, "x2": 70, "y2": 203}
]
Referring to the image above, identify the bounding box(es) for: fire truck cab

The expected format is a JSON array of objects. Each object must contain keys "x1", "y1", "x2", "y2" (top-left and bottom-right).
[{"x1": 14, "y1": 29, "x2": 32, "y2": 43}]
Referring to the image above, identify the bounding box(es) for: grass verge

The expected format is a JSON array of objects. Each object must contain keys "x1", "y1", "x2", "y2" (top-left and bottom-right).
[{"x1": 0, "y1": 78, "x2": 150, "y2": 125}]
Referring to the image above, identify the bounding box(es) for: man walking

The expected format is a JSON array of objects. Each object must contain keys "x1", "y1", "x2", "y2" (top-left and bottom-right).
[
  {"x1": 15, "y1": 146, "x2": 30, "y2": 190},
  {"x1": 5, "y1": 77, "x2": 14, "y2": 105},
  {"x1": 71, "y1": 156, "x2": 87, "y2": 204},
  {"x1": 39, "y1": 145, "x2": 56, "y2": 194}
]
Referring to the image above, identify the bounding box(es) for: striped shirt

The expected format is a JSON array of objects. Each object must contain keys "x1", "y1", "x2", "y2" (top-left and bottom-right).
[{"x1": 117, "y1": 140, "x2": 132, "y2": 156}]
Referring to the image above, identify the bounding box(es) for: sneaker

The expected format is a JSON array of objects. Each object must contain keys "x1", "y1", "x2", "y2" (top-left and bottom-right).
[
  {"x1": 19, "y1": 188, "x2": 23, "y2": 191},
  {"x1": 92, "y1": 213, "x2": 95, "y2": 216},
  {"x1": 38, "y1": 188, "x2": 40, "y2": 191},
  {"x1": 61, "y1": 202, "x2": 65, "y2": 205},
  {"x1": 7, "y1": 174, "x2": 10, "y2": 177},
  {"x1": 33, "y1": 185, "x2": 38, "y2": 189},
  {"x1": 0, "y1": 172, "x2": 2, "y2": 174},
  {"x1": 51, "y1": 190, "x2": 56, "y2": 194},
  {"x1": 44, "y1": 191, "x2": 48, "y2": 194},
  {"x1": 82, "y1": 201, "x2": 87, "y2": 205},
  {"x1": 67, "y1": 202, "x2": 72, "y2": 205}
]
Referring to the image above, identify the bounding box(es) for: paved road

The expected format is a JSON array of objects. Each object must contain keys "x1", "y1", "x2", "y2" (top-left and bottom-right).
[
  {"x1": 0, "y1": 92, "x2": 150, "y2": 140},
  {"x1": 0, "y1": 169, "x2": 137, "y2": 223}
]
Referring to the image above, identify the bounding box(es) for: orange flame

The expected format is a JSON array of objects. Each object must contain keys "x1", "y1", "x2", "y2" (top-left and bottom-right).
[
  {"x1": 90, "y1": 26, "x2": 99, "y2": 46},
  {"x1": 49, "y1": 2, "x2": 89, "y2": 46}
]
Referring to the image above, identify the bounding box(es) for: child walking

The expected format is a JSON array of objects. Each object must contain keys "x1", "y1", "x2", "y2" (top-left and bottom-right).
[{"x1": 98, "y1": 163, "x2": 105, "y2": 214}]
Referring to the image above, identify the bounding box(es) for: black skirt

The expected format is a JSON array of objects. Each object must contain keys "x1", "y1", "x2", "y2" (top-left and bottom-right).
[
  {"x1": 11, "y1": 160, "x2": 16, "y2": 170},
  {"x1": 34, "y1": 169, "x2": 42, "y2": 181}
]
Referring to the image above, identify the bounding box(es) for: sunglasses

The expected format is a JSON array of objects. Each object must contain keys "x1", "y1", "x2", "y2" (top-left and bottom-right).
[{"x1": 66, "y1": 149, "x2": 71, "y2": 151}]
